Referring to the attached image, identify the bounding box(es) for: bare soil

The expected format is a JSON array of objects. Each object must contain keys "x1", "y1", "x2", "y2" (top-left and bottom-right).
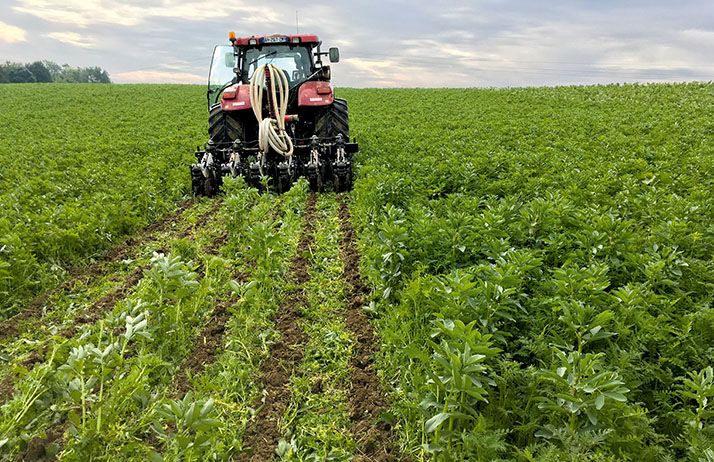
[
  {"x1": 237, "y1": 194, "x2": 317, "y2": 462},
  {"x1": 16, "y1": 422, "x2": 66, "y2": 461},
  {"x1": 338, "y1": 196, "x2": 399, "y2": 462},
  {"x1": 0, "y1": 374, "x2": 15, "y2": 403}
]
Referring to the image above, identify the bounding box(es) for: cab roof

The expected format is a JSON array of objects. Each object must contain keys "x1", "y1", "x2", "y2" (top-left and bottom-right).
[{"x1": 232, "y1": 34, "x2": 320, "y2": 46}]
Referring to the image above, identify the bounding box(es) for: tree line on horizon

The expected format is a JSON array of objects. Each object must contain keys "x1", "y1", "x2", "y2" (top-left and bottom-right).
[{"x1": 0, "y1": 61, "x2": 111, "y2": 84}]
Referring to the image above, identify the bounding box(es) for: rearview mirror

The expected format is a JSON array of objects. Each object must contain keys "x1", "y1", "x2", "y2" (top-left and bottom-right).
[
  {"x1": 224, "y1": 52, "x2": 235, "y2": 67},
  {"x1": 328, "y1": 47, "x2": 340, "y2": 63}
]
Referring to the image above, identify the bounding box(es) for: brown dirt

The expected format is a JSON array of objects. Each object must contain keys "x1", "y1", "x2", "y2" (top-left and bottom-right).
[
  {"x1": 0, "y1": 199, "x2": 199, "y2": 342},
  {"x1": 237, "y1": 194, "x2": 317, "y2": 462},
  {"x1": 338, "y1": 196, "x2": 399, "y2": 462},
  {"x1": 16, "y1": 422, "x2": 66, "y2": 461},
  {"x1": 202, "y1": 225, "x2": 230, "y2": 257},
  {"x1": 0, "y1": 374, "x2": 15, "y2": 402}
]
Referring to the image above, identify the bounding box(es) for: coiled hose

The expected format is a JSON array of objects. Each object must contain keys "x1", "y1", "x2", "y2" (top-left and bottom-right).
[{"x1": 249, "y1": 64, "x2": 294, "y2": 157}]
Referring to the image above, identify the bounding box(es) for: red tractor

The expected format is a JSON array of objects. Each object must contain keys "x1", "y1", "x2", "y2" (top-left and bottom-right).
[{"x1": 190, "y1": 32, "x2": 358, "y2": 195}]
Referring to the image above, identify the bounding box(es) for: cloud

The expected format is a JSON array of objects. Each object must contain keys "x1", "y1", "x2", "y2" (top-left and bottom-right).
[
  {"x1": 0, "y1": 20, "x2": 26, "y2": 43},
  {"x1": 4, "y1": 0, "x2": 713, "y2": 87},
  {"x1": 112, "y1": 70, "x2": 205, "y2": 84},
  {"x1": 46, "y1": 32, "x2": 96, "y2": 48},
  {"x1": 13, "y1": 0, "x2": 283, "y2": 27}
]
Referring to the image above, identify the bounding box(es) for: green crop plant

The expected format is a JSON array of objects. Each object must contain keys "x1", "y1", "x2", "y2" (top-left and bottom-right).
[
  {"x1": 153, "y1": 393, "x2": 221, "y2": 458},
  {"x1": 57, "y1": 299, "x2": 150, "y2": 431},
  {"x1": 679, "y1": 366, "x2": 714, "y2": 456},
  {"x1": 405, "y1": 318, "x2": 500, "y2": 456},
  {"x1": 535, "y1": 350, "x2": 630, "y2": 450}
]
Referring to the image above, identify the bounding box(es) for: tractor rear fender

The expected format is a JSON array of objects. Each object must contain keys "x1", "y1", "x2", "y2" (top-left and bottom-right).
[
  {"x1": 220, "y1": 84, "x2": 252, "y2": 112},
  {"x1": 298, "y1": 81, "x2": 334, "y2": 107}
]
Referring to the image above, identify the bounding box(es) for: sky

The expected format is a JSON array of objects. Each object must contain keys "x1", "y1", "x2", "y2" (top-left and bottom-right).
[{"x1": 0, "y1": 0, "x2": 713, "y2": 87}]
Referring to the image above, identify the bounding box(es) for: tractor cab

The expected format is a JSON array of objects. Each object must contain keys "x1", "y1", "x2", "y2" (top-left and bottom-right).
[{"x1": 207, "y1": 34, "x2": 339, "y2": 107}]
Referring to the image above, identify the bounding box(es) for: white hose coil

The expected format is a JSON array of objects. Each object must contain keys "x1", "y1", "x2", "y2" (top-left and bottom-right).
[{"x1": 249, "y1": 64, "x2": 293, "y2": 157}]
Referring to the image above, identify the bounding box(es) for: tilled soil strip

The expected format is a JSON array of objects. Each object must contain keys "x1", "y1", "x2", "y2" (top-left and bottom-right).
[
  {"x1": 337, "y1": 196, "x2": 398, "y2": 462},
  {"x1": 238, "y1": 194, "x2": 317, "y2": 462},
  {"x1": 0, "y1": 198, "x2": 209, "y2": 341}
]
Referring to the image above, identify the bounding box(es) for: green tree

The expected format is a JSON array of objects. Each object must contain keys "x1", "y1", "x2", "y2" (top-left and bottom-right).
[
  {"x1": 26, "y1": 61, "x2": 52, "y2": 82},
  {"x1": 6, "y1": 64, "x2": 35, "y2": 83}
]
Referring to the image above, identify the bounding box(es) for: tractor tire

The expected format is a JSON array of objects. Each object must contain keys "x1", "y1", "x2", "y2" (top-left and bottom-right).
[
  {"x1": 316, "y1": 99, "x2": 352, "y2": 192},
  {"x1": 315, "y1": 98, "x2": 350, "y2": 140},
  {"x1": 208, "y1": 104, "x2": 245, "y2": 144}
]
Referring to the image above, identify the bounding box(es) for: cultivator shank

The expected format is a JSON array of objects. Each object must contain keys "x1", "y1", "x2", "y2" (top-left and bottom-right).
[{"x1": 190, "y1": 133, "x2": 357, "y2": 195}]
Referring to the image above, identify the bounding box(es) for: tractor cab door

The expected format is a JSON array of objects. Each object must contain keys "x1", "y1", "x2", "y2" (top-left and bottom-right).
[{"x1": 207, "y1": 45, "x2": 236, "y2": 108}]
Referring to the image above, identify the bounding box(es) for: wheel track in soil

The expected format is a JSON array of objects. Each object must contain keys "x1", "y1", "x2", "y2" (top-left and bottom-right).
[
  {"x1": 14, "y1": 197, "x2": 229, "y2": 461},
  {"x1": 238, "y1": 193, "x2": 317, "y2": 462},
  {"x1": 0, "y1": 198, "x2": 210, "y2": 343},
  {"x1": 337, "y1": 196, "x2": 399, "y2": 461}
]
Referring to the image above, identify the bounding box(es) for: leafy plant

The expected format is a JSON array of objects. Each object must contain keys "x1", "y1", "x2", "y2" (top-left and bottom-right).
[
  {"x1": 153, "y1": 392, "x2": 221, "y2": 456},
  {"x1": 536, "y1": 349, "x2": 629, "y2": 450},
  {"x1": 417, "y1": 319, "x2": 499, "y2": 452}
]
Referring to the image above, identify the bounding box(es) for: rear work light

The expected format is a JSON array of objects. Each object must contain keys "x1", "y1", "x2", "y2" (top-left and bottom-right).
[
  {"x1": 291, "y1": 37, "x2": 300, "y2": 44},
  {"x1": 249, "y1": 38, "x2": 258, "y2": 45}
]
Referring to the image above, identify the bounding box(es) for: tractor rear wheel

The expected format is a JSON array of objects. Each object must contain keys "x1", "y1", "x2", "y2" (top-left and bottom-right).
[
  {"x1": 315, "y1": 98, "x2": 350, "y2": 140},
  {"x1": 208, "y1": 104, "x2": 245, "y2": 144},
  {"x1": 315, "y1": 98, "x2": 352, "y2": 192}
]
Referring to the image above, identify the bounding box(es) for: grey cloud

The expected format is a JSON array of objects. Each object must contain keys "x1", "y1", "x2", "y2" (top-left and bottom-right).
[{"x1": 0, "y1": 0, "x2": 711, "y2": 87}]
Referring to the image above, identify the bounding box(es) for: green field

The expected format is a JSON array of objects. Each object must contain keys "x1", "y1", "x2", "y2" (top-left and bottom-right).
[{"x1": 1, "y1": 83, "x2": 713, "y2": 461}]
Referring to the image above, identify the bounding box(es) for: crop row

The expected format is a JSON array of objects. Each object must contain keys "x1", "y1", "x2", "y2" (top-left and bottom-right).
[
  {"x1": 342, "y1": 83, "x2": 714, "y2": 460},
  {"x1": 1, "y1": 82, "x2": 712, "y2": 460}
]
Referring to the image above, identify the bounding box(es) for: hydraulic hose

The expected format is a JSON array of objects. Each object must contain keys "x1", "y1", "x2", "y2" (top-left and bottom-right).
[{"x1": 249, "y1": 64, "x2": 294, "y2": 157}]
